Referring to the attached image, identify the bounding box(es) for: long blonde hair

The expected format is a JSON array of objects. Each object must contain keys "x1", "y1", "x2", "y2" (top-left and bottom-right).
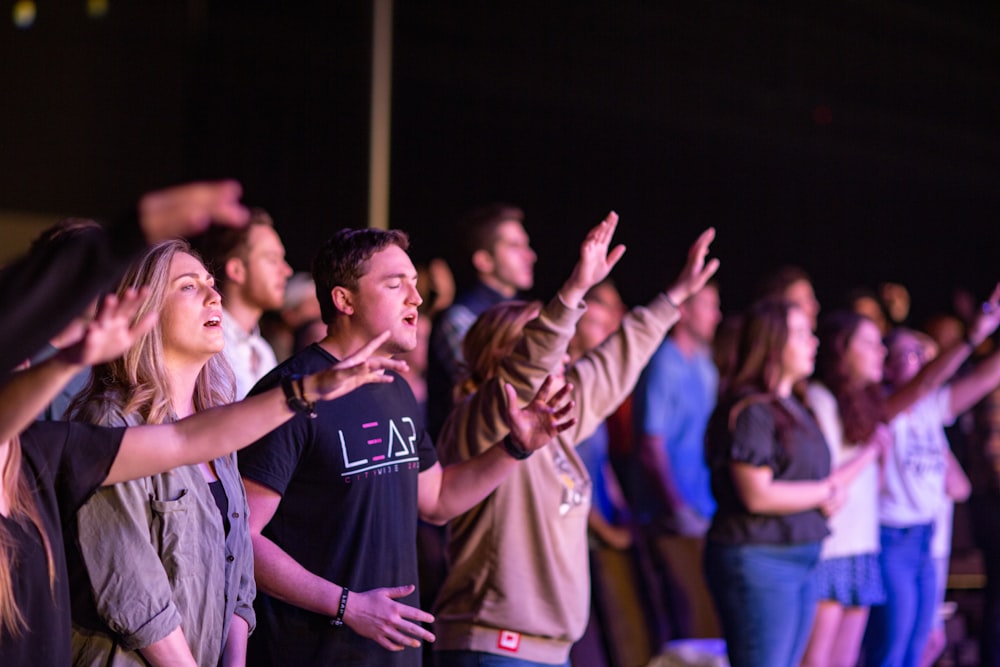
[
  {"x1": 70, "y1": 239, "x2": 236, "y2": 425},
  {"x1": 0, "y1": 436, "x2": 56, "y2": 639}
]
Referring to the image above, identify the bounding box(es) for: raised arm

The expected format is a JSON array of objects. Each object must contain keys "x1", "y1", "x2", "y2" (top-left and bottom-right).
[
  {"x1": 0, "y1": 180, "x2": 247, "y2": 375},
  {"x1": 949, "y1": 345, "x2": 1000, "y2": 416},
  {"x1": 137, "y1": 179, "x2": 250, "y2": 243},
  {"x1": 886, "y1": 284, "x2": 1000, "y2": 419},
  {"x1": 665, "y1": 227, "x2": 721, "y2": 306},
  {"x1": 566, "y1": 226, "x2": 720, "y2": 442},
  {"x1": 557, "y1": 211, "x2": 627, "y2": 307},
  {"x1": 0, "y1": 289, "x2": 157, "y2": 443},
  {"x1": 106, "y1": 332, "x2": 405, "y2": 485}
]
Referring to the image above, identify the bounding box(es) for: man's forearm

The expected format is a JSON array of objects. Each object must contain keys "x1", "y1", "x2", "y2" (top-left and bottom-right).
[
  {"x1": 421, "y1": 444, "x2": 518, "y2": 525},
  {"x1": 250, "y1": 533, "x2": 342, "y2": 618}
]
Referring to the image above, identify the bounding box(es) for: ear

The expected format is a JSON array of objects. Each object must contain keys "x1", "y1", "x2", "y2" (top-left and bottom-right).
[
  {"x1": 471, "y1": 248, "x2": 495, "y2": 276},
  {"x1": 331, "y1": 286, "x2": 355, "y2": 316},
  {"x1": 225, "y1": 256, "x2": 247, "y2": 286}
]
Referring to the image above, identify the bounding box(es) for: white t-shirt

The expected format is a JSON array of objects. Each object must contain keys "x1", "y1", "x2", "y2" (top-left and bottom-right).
[
  {"x1": 880, "y1": 386, "x2": 955, "y2": 526},
  {"x1": 221, "y1": 307, "x2": 278, "y2": 399},
  {"x1": 807, "y1": 382, "x2": 881, "y2": 559}
]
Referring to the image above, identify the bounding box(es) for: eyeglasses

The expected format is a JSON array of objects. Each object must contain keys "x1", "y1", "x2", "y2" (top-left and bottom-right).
[{"x1": 890, "y1": 347, "x2": 924, "y2": 364}]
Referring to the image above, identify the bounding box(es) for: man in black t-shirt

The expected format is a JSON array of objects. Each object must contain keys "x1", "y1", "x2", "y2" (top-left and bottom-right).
[{"x1": 239, "y1": 228, "x2": 570, "y2": 666}]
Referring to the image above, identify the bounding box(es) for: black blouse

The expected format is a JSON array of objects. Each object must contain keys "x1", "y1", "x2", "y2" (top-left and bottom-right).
[
  {"x1": 706, "y1": 394, "x2": 831, "y2": 545},
  {"x1": 0, "y1": 421, "x2": 123, "y2": 665}
]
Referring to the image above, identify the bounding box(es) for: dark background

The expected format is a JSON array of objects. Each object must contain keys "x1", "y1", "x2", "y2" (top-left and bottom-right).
[{"x1": 2, "y1": 1, "x2": 999, "y2": 322}]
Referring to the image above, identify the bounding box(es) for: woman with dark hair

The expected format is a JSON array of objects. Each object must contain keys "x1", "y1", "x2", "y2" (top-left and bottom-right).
[
  {"x1": 800, "y1": 311, "x2": 890, "y2": 667},
  {"x1": 704, "y1": 299, "x2": 843, "y2": 667}
]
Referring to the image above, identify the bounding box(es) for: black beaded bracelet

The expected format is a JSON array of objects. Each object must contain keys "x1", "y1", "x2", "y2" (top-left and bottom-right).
[
  {"x1": 281, "y1": 374, "x2": 317, "y2": 418},
  {"x1": 330, "y1": 586, "x2": 349, "y2": 627},
  {"x1": 501, "y1": 434, "x2": 533, "y2": 460}
]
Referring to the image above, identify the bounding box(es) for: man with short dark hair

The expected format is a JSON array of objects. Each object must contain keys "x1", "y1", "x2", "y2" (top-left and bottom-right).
[
  {"x1": 426, "y1": 203, "x2": 536, "y2": 438},
  {"x1": 238, "y1": 228, "x2": 570, "y2": 666}
]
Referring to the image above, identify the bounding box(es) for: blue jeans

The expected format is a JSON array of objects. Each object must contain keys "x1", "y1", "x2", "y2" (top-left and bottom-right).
[
  {"x1": 864, "y1": 523, "x2": 936, "y2": 667},
  {"x1": 704, "y1": 540, "x2": 821, "y2": 667},
  {"x1": 434, "y1": 650, "x2": 569, "y2": 667}
]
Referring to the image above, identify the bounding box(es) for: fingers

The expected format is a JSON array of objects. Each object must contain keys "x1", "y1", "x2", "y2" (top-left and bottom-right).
[
  {"x1": 595, "y1": 211, "x2": 619, "y2": 243},
  {"x1": 130, "y1": 311, "x2": 159, "y2": 340},
  {"x1": 606, "y1": 243, "x2": 627, "y2": 271},
  {"x1": 688, "y1": 227, "x2": 716, "y2": 261},
  {"x1": 552, "y1": 415, "x2": 578, "y2": 434},
  {"x1": 551, "y1": 397, "x2": 575, "y2": 423},
  {"x1": 532, "y1": 375, "x2": 554, "y2": 403},
  {"x1": 338, "y1": 331, "x2": 392, "y2": 367},
  {"x1": 546, "y1": 381, "x2": 574, "y2": 411},
  {"x1": 503, "y1": 382, "x2": 521, "y2": 412},
  {"x1": 366, "y1": 357, "x2": 409, "y2": 374},
  {"x1": 694, "y1": 257, "x2": 722, "y2": 288}
]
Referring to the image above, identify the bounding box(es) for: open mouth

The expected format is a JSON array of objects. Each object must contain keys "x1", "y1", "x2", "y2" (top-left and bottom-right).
[
  {"x1": 204, "y1": 316, "x2": 222, "y2": 328},
  {"x1": 403, "y1": 313, "x2": 418, "y2": 326}
]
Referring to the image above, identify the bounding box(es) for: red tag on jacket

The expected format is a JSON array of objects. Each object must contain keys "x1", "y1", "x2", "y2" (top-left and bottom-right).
[{"x1": 497, "y1": 630, "x2": 521, "y2": 652}]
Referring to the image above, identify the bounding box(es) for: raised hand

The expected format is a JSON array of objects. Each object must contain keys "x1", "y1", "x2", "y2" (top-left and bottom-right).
[
  {"x1": 504, "y1": 376, "x2": 577, "y2": 455},
  {"x1": 138, "y1": 180, "x2": 250, "y2": 243},
  {"x1": 968, "y1": 283, "x2": 1000, "y2": 346},
  {"x1": 57, "y1": 288, "x2": 158, "y2": 367},
  {"x1": 559, "y1": 211, "x2": 627, "y2": 307},
  {"x1": 342, "y1": 584, "x2": 435, "y2": 651},
  {"x1": 664, "y1": 227, "x2": 720, "y2": 306},
  {"x1": 306, "y1": 331, "x2": 409, "y2": 402}
]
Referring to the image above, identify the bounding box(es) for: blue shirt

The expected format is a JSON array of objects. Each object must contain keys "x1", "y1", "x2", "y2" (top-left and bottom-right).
[{"x1": 633, "y1": 337, "x2": 718, "y2": 520}]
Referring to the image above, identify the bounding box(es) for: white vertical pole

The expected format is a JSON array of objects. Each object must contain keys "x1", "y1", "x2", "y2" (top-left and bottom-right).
[{"x1": 368, "y1": 0, "x2": 393, "y2": 230}]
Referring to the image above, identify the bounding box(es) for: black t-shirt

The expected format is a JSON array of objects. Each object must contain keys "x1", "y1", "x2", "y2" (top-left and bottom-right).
[
  {"x1": 239, "y1": 343, "x2": 438, "y2": 667},
  {"x1": 0, "y1": 421, "x2": 123, "y2": 666},
  {"x1": 706, "y1": 394, "x2": 831, "y2": 545}
]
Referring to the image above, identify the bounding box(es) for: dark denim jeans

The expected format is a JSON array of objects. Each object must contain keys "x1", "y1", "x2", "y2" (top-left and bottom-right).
[
  {"x1": 863, "y1": 523, "x2": 936, "y2": 667},
  {"x1": 704, "y1": 540, "x2": 821, "y2": 667},
  {"x1": 434, "y1": 650, "x2": 569, "y2": 667}
]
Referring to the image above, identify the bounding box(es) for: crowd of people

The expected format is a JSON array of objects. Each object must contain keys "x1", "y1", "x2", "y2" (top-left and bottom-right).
[{"x1": 0, "y1": 179, "x2": 997, "y2": 667}]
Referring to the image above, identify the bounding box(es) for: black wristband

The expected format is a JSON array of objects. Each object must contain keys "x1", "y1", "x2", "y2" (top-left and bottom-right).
[
  {"x1": 501, "y1": 434, "x2": 533, "y2": 460},
  {"x1": 964, "y1": 334, "x2": 978, "y2": 350},
  {"x1": 281, "y1": 374, "x2": 317, "y2": 418},
  {"x1": 330, "y1": 587, "x2": 349, "y2": 627}
]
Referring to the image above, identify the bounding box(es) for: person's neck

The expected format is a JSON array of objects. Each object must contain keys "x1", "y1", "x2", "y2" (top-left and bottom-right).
[
  {"x1": 318, "y1": 322, "x2": 393, "y2": 362},
  {"x1": 223, "y1": 290, "x2": 263, "y2": 335},
  {"x1": 671, "y1": 328, "x2": 708, "y2": 359},
  {"x1": 165, "y1": 361, "x2": 203, "y2": 420},
  {"x1": 775, "y1": 378, "x2": 794, "y2": 398},
  {"x1": 477, "y1": 274, "x2": 517, "y2": 299}
]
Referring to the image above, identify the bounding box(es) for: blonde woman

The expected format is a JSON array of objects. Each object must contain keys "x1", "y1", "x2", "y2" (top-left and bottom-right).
[
  {"x1": 0, "y1": 293, "x2": 404, "y2": 665},
  {"x1": 68, "y1": 239, "x2": 253, "y2": 666}
]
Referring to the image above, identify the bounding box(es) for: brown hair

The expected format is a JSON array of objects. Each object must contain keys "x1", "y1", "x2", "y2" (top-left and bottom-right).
[
  {"x1": 454, "y1": 300, "x2": 543, "y2": 401},
  {"x1": 729, "y1": 298, "x2": 794, "y2": 397},
  {"x1": 191, "y1": 207, "x2": 274, "y2": 289},
  {"x1": 754, "y1": 265, "x2": 813, "y2": 302},
  {"x1": 725, "y1": 299, "x2": 812, "y2": 448},
  {"x1": 816, "y1": 310, "x2": 885, "y2": 444},
  {"x1": 460, "y1": 202, "x2": 525, "y2": 259},
  {"x1": 311, "y1": 228, "x2": 410, "y2": 324}
]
